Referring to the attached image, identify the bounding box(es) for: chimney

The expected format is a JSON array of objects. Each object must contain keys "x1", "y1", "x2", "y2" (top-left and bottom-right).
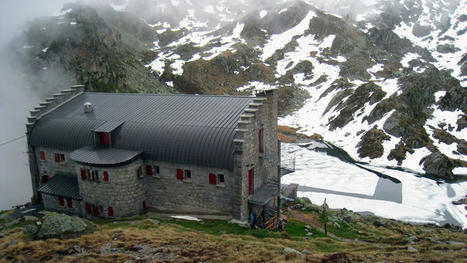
[{"x1": 84, "y1": 102, "x2": 93, "y2": 113}]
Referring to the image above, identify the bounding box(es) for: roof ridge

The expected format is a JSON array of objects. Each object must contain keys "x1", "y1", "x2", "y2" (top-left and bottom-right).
[{"x1": 84, "y1": 92, "x2": 255, "y2": 99}]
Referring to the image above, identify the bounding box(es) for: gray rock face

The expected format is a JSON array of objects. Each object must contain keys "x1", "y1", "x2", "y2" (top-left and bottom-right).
[
  {"x1": 281, "y1": 183, "x2": 299, "y2": 199},
  {"x1": 412, "y1": 24, "x2": 432, "y2": 37},
  {"x1": 282, "y1": 247, "x2": 303, "y2": 256},
  {"x1": 421, "y1": 152, "x2": 455, "y2": 180},
  {"x1": 36, "y1": 213, "x2": 94, "y2": 239},
  {"x1": 436, "y1": 44, "x2": 460, "y2": 54}
]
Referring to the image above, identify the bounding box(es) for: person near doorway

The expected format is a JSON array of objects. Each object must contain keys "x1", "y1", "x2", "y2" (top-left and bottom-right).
[{"x1": 249, "y1": 209, "x2": 256, "y2": 229}]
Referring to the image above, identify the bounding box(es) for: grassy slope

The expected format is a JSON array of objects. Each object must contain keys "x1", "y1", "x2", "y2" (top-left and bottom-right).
[{"x1": 0, "y1": 206, "x2": 465, "y2": 262}]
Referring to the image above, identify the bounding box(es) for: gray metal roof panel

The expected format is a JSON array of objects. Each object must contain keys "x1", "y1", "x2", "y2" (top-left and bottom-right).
[
  {"x1": 30, "y1": 92, "x2": 255, "y2": 170},
  {"x1": 70, "y1": 146, "x2": 142, "y2": 165},
  {"x1": 92, "y1": 120, "x2": 124, "y2": 132},
  {"x1": 38, "y1": 173, "x2": 81, "y2": 200}
]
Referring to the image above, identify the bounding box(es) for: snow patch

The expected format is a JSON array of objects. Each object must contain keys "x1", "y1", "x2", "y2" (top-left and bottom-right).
[
  {"x1": 261, "y1": 10, "x2": 316, "y2": 61},
  {"x1": 282, "y1": 143, "x2": 467, "y2": 228},
  {"x1": 171, "y1": 215, "x2": 201, "y2": 221},
  {"x1": 259, "y1": 10, "x2": 268, "y2": 19},
  {"x1": 110, "y1": 0, "x2": 128, "y2": 11}
]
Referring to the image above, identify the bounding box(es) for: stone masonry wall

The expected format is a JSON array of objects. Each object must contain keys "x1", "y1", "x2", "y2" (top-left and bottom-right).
[
  {"x1": 143, "y1": 160, "x2": 233, "y2": 216},
  {"x1": 34, "y1": 147, "x2": 76, "y2": 185},
  {"x1": 42, "y1": 193, "x2": 82, "y2": 215},
  {"x1": 232, "y1": 90, "x2": 279, "y2": 221},
  {"x1": 76, "y1": 157, "x2": 145, "y2": 218}
]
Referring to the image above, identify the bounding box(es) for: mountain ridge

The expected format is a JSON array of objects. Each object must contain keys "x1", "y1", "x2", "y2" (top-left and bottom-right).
[{"x1": 12, "y1": 0, "x2": 466, "y2": 179}]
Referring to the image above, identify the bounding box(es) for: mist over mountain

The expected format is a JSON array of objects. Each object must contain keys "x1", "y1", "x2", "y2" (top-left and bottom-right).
[{"x1": 0, "y1": 0, "x2": 466, "y2": 211}]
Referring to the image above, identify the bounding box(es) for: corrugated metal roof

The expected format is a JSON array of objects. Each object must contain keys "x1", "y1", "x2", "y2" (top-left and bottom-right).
[
  {"x1": 70, "y1": 146, "x2": 142, "y2": 165},
  {"x1": 38, "y1": 173, "x2": 81, "y2": 200},
  {"x1": 30, "y1": 93, "x2": 255, "y2": 170},
  {"x1": 92, "y1": 120, "x2": 124, "y2": 132}
]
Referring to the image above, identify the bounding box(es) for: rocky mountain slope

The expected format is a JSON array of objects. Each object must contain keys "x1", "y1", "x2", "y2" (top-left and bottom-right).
[{"x1": 13, "y1": 0, "x2": 466, "y2": 179}]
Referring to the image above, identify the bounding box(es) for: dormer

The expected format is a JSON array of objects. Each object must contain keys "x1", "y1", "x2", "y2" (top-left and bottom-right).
[{"x1": 92, "y1": 121, "x2": 124, "y2": 147}]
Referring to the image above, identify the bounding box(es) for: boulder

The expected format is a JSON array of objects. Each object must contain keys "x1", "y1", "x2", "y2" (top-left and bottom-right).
[
  {"x1": 24, "y1": 224, "x2": 39, "y2": 236},
  {"x1": 420, "y1": 152, "x2": 455, "y2": 179},
  {"x1": 282, "y1": 247, "x2": 303, "y2": 256},
  {"x1": 36, "y1": 213, "x2": 94, "y2": 239},
  {"x1": 281, "y1": 183, "x2": 299, "y2": 199}
]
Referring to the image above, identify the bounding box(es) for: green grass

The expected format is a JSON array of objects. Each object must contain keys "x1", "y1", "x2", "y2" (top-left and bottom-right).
[
  {"x1": 160, "y1": 218, "x2": 326, "y2": 240},
  {"x1": 284, "y1": 220, "x2": 324, "y2": 238},
  {"x1": 313, "y1": 240, "x2": 342, "y2": 253},
  {"x1": 327, "y1": 222, "x2": 362, "y2": 240}
]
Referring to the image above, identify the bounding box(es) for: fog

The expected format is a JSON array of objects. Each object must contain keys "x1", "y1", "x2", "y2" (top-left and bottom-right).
[{"x1": 0, "y1": 0, "x2": 75, "y2": 210}]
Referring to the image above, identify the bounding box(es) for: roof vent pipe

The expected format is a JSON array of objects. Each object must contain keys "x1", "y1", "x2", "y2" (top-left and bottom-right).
[{"x1": 84, "y1": 102, "x2": 93, "y2": 113}]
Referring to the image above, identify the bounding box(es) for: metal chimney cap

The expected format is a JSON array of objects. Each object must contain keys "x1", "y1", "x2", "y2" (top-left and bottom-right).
[{"x1": 84, "y1": 102, "x2": 93, "y2": 113}]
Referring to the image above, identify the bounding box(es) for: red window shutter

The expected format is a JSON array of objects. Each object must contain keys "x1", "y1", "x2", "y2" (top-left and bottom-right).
[
  {"x1": 100, "y1": 132, "x2": 110, "y2": 145},
  {"x1": 55, "y1": 153, "x2": 60, "y2": 162},
  {"x1": 85, "y1": 203, "x2": 91, "y2": 214},
  {"x1": 108, "y1": 207, "x2": 114, "y2": 217},
  {"x1": 93, "y1": 205, "x2": 99, "y2": 216},
  {"x1": 103, "y1": 171, "x2": 109, "y2": 182},
  {"x1": 209, "y1": 173, "x2": 216, "y2": 185},
  {"x1": 146, "y1": 165, "x2": 153, "y2": 176},
  {"x1": 80, "y1": 169, "x2": 86, "y2": 180},
  {"x1": 67, "y1": 198, "x2": 73, "y2": 208},
  {"x1": 248, "y1": 169, "x2": 254, "y2": 195},
  {"x1": 40, "y1": 151, "x2": 45, "y2": 160},
  {"x1": 176, "y1": 169, "x2": 183, "y2": 180},
  {"x1": 59, "y1": 197, "x2": 64, "y2": 206}
]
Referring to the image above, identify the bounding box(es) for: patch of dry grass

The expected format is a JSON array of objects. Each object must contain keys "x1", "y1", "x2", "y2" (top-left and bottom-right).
[{"x1": 1, "y1": 213, "x2": 466, "y2": 262}]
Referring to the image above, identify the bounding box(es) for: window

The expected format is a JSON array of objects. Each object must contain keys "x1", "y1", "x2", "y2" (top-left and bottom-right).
[
  {"x1": 248, "y1": 169, "x2": 254, "y2": 195},
  {"x1": 93, "y1": 205, "x2": 99, "y2": 216},
  {"x1": 80, "y1": 168, "x2": 86, "y2": 180},
  {"x1": 103, "y1": 171, "x2": 109, "y2": 182},
  {"x1": 176, "y1": 169, "x2": 183, "y2": 180},
  {"x1": 54, "y1": 153, "x2": 65, "y2": 162},
  {"x1": 94, "y1": 170, "x2": 99, "y2": 182},
  {"x1": 184, "y1": 170, "x2": 191, "y2": 180},
  {"x1": 91, "y1": 170, "x2": 95, "y2": 181},
  {"x1": 59, "y1": 196, "x2": 64, "y2": 207},
  {"x1": 209, "y1": 173, "x2": 216, "y2": 185},
  {"x1": 41, "y1": 175, "x2": 50, "y2": 184},
  {"x1": 137, "y1": 166, "x2": 143, "y2": 178},
  {"x1": 152, "y1": 166, "x2": 160, "y2": 178},
  {"x1": 108, "y1": 206, "x2": 114, "y2": 217},
  {"x1": 218, "y1": 174, "x2": 225, "y2": 185},
  {"x1": 142, "y1": 200, "x2": 147, "y2": 212},
  {"x1": 258, "y1": 128, "x2": 264, "y2": 153},
  {"x1": 146, "y1": 165, "x2": 153, "y2": 176},
  {"x1": 99, "y1": 132, "x2": 110, "y2": 145},
  {"x1": 40, "y1": 151, "x2": 46, "y2": 160},
  {"x1": 85, "y1": 203, "x2": 91, "y2": 214},
  {"x1": 67, "y1": 198, "x2": 73, "y2": 208}
]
